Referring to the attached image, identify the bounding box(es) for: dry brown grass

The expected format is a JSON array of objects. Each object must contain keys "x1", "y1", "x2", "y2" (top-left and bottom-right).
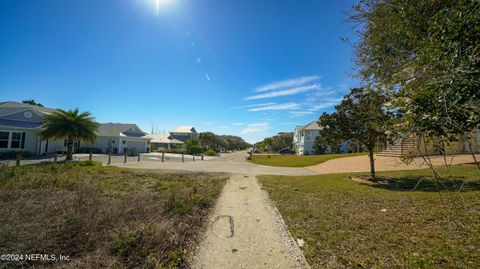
[{"x1": 0, "y1": 162, "x2": 226, "y2": 268}]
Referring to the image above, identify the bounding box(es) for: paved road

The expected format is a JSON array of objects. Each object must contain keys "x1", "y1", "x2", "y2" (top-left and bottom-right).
[{"x1": 114, "y1": 151, "x2": 315, "y2": 176}]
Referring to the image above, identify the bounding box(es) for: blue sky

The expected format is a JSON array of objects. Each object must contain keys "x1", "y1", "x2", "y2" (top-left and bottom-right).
[{"x1": 0, "y1": 0, "x2": 358, "y2": 143}]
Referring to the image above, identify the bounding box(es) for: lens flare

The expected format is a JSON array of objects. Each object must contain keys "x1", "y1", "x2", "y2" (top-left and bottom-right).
[{"x1": 152, "y1": 0, "x2": 174, "y2": 13}]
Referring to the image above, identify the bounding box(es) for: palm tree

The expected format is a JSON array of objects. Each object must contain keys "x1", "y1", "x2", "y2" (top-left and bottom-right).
[{"x1": 39, "y1": 108, "x2": 99, "y2": 161}]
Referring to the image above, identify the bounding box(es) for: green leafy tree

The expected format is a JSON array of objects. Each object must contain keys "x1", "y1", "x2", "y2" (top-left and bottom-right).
[
  {"x1": 271, "y1": 133, "x2": 293, "y2": 151},
  {"x1": 40, "y1": 108, "x2": 99, "y2": 160},
  {"x1": 184, "y1": 137, "x2": 203, "y2": 154},
  {"x1": 22, "y1": 99, "x2": 44, "y2": 107},
  {"x1": 350, "y1": 0, "x2": 480, "y2": 161},
  {"x1": 220, "y1": 135, "x2": 250, "y2": 150},
  {"x1": 263, "y1": 137, "x2": 273, "y2": 151},
  {"x1": 317, "y1": 88, "x2": 391, "y2": 177},
  {"x1": 314, "y1": 113, "x2": 344, "y2": 154},
  {"x1": 198, "y1": 132, "x2": 216, "y2": 150}
]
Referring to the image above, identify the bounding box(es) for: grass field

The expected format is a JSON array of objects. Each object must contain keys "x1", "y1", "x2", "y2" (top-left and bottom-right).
[
  {"x1": 0, "y1": 162, "x2": 226, "y2": 268},
  {"x1": 259, "y1": 165, "x2": 480, "y2": 268},
  {"x1": 249, "y1": 152, "x2": 367, "y2": 167}
]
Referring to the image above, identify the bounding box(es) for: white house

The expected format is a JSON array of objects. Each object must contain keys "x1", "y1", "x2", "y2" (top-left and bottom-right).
[
  {"x1": 0, "y1": 101, "x2": 151, "y2": 155},
  {"x1": 293, "y1": 120, "x2": 349, "y2": 155},
  {"x1": 83, "y1": 123, "x2": 152, "y2": 154}
]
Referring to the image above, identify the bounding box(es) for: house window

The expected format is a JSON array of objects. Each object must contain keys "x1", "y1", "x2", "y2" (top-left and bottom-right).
[
  {"x1": 0, "y1": 132, "x2": 8, "y2": 148},
  {"x1": 122, "y1": 140, "x2": 126, "y2": 145},
  {"x1": 10, "y1": 132, "x2": 23, "y2": 149}
]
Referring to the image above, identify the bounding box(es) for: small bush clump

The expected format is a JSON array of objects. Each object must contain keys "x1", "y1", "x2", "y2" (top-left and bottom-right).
[
  {"x1": 204, "y1": 149, "x2": 217, "y2": 156},
  {"x1": 0, "y1": 151, "x2": 32, "y2": 159}
]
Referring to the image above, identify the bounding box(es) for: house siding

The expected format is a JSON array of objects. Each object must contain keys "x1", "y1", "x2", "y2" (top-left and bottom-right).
[{"x1": 0, "y1": 128, "x2": 38, "y2": 153}]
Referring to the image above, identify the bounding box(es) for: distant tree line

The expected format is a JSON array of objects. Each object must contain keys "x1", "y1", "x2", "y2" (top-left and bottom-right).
[
  {"x1": 185, "y1": 132, "x2": 251, "y2": 154},
  {"x1": 255, "y1": 133, "x2": 293, "y2": 152}
]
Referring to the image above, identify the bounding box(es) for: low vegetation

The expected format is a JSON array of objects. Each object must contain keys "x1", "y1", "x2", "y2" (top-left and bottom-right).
[
  {"x1": 260, "y1": 165, "x2": 480, "y2": 268},
  {"x1": 0, "y1": 162, "x2": 226, "y2": 268},
  {"x1": 0, "y1": 150, "x2": 33, "y2": 159},
  {"x1": 204, "y1": 150, "x2": 217, "y2": 156},
  {"x1": 249, "y1": 152, "x2": 367, "y2": 167}
]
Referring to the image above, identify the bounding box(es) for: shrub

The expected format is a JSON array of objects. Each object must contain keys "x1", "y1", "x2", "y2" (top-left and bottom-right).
[
  {"x1": 0, "y1": 151, "x2": 32, "y2": 159},
  {"x1": 76, "y1": 147, "x2": 102, "y2": 154},
  {"x1": 127, "y1": 148, "x2": 138, "y2": 156},
  {"x1": 204, "y1": 150, "x2": 217, "y2": 156},
  {"x1": 186, "y1": 145, "x2": 203, "y2": 155}
]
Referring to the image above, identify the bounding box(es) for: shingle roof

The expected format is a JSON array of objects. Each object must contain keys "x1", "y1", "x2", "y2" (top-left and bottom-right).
[
  {"x1": 295, "y1": 121, "x2": 322, "y2": 131},
  {"x1": 98, "y1": 123, "x2": 150, "y2": 139},
  {"x1": 0, "y1": 101, "x2": 57, "y2": 116},
  {"x1": 0, "y1": 119, "x2": 42, "y2": 129},
  {"x1": 172, "y1": 126, "x2": 196, "y2": 133},
  {"x1": 303, "y1": 120, "x2": 322, "y2": 130},
  {"x1": 148, "y1": 134, "x2": 184, "y2": 144}
]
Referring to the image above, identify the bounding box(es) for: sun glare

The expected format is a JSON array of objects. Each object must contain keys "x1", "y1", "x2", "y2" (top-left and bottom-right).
[{"x1": 152, "y1": 0, "x2": 175, "y2": 13}]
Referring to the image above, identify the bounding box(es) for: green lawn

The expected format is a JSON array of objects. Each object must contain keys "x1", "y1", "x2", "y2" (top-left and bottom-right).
[
  {"x1": 249, "y1": 152, "x2": 367, "y2": 167},
  {"x1": 259, "y1": 165, "x2": 480, "y2": 268},
  {"x1": 0, "y1": 162, "x2": 226, "y2": 268}
]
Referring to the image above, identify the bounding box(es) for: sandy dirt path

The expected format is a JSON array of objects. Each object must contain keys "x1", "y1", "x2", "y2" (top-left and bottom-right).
[
  {"x1": 307, "y1": 154, "x2": 480, "y2": 174},
  {"x1": 191, "y1": 174, "x2": 308, "y2": 269}
]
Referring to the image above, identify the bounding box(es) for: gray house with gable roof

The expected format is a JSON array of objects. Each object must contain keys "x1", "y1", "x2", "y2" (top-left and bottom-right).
[{"x1": 0, "y1": 101, "x2": 151, "y2": 155}]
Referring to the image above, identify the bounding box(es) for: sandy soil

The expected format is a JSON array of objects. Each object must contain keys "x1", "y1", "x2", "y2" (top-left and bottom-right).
[
  {"x1": 114, "y1": 152, "x2": 311, "y2": 268},
  {"x1": 307, "y1": 154, "x2": 480, "y2": 174},
  {"x1": 190, "y1": 174, "x2": 308, "y2": 269}
]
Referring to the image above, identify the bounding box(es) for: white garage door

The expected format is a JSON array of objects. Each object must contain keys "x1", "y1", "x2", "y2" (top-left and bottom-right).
[{"x1": 127, "y1": 141, "x2": 146, "y2": 153}]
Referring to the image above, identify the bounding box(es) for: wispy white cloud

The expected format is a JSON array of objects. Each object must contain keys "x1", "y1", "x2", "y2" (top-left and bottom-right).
[
  {"x1": 289, "y1": 111, "x2": 314, "y2": 118},
  {"x1": 245, "y1": 85, "x2": 320, "y2": 100},
  {"x1": 232, "y1": 122, "x2": 244, "y2": 126},
  {"x1": 248, "y1": 102, "x2": 300, "y2": 112},
  {"x1": 240, "y1": 122, "x2": 270, "y2": 134},
  {"x1": 255, "y1": 75, "x2": 320, "y2": 92},
  {"x1": 233, "y1": 102, "x2": 276, "y2": 109},
  {"x1": 304, "y1": 88, "x2": 336, "y2": 103},
  {"x1": 307, "y1": 97, "x2": 343, "y2": 111}
]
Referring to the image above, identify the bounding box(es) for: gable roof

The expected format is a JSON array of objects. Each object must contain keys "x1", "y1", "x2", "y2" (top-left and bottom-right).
[
  {"x1": 172, "y1": 125, "x2": 197, "y2": 133},
  {"x1": 98, "y1": 123, "x2": 150, "y2": 139},
  {"x1": 294, "y1": 121, "x2": 322, "y2": 131},
  {"x1": 0, "y1": 101, "x2": 57, "y2": 116},
  {"x1": 303, "y1": 120, "x2": 322, "y2": 130},
  {"x1": 148, "y1": 134, "x2": 184, "y2": 144}
]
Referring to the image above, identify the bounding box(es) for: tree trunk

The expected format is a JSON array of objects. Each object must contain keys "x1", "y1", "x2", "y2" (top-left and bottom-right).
[
  {"x1": 66, "y1": 136, "x2": 74, "y2": 161},
  {"x1": 368, "y1": 147, "x2": 375, "y2": 178}
]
